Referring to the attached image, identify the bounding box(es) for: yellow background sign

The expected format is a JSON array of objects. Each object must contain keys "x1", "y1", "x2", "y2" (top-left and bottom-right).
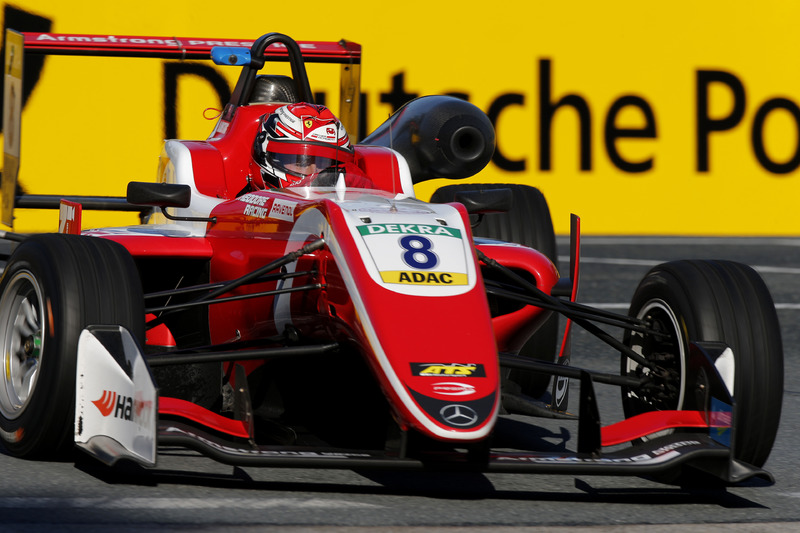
[{"x1": 4, "y1": 1, "x2": 800, "y2": 235}]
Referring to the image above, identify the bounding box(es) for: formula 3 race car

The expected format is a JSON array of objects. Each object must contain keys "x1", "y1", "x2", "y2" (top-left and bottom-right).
[{"x1": 0, "y1": 30, "x2": 784, "y2": 486}]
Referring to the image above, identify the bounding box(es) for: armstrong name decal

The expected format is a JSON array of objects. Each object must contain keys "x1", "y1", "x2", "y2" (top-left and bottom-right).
[{"x1": 34, "y1": 33, "x2": 320, "y2": 50}]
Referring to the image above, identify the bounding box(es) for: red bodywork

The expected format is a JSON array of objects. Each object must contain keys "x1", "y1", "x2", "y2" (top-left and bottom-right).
[
  {"x1": 88, "y1": 96, "x2": 558, "y2": 443},
  {"x1": 7, "y1": 31, "x2": 756, "y2": 482}
]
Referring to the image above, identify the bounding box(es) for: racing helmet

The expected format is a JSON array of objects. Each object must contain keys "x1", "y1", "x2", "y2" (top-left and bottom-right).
[{"x1": 253, "y1": 103, "x2": 354, "y2": 188}]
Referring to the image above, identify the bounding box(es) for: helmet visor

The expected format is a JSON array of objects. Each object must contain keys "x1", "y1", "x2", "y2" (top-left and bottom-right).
[{"x1": 266, "y1": 141, "x2": 354, "y2": 178}]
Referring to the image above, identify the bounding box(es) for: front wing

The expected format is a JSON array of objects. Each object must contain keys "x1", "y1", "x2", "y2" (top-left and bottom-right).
[{"x1": 74, "y1": 324, "x2": 771, "y2": 485}]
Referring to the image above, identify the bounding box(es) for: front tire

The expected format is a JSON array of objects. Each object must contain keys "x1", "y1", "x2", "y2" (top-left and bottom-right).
[
  {"x1": 622, "y1": 260, "x2": 783, "y2": 468},
  {"x1": 0, "y1": 234, "x2": 144, "y2": 458}
]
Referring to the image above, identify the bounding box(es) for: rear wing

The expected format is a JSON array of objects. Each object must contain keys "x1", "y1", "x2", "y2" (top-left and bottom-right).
[{"x1": 1, "y1": 30, "x2": 362, "y2": 229}]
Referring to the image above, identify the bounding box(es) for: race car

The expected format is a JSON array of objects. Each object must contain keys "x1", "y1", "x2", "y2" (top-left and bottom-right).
[{"x1": 0, "y1": 30, "x2": 784, "y2": 485}]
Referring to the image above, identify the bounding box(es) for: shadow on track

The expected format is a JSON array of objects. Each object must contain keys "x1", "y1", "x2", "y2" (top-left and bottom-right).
[{"x1": 73, "y1": 451, "x2": 770, "y2": 510}]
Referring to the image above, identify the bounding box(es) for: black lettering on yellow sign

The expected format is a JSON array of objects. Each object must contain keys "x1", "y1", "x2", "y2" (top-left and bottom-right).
[
  {"x1": 410, "y1": 363, "x2": 487, "y2": 377},
  {"x1": 158, "y1": 59, "x2": 800, "y2": 181},
  {"x1": 380, "y1": 270, "x2": 467, "y2": 285},
  {"x1": 697, "y1": 70, "x2": 800, "y2": 174},
  {"x1": 163, "y1": 63, "x2": 231, "y2": 139},
  {"x1": 398, "y1": 271, "x2": 453, "y2": 284},
  {"x1": 0, "y1": 7, "x2": 52, "y2": 122},
  {"x1": 539, "y1": 59, "x2": 657, "y2": 174},
  {"x1": 421, "y1": 365, "x2": 475, "y2": 375}
]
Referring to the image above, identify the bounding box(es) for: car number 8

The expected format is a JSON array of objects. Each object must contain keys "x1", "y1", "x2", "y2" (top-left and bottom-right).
[{"x1": 399, "y1": 235, "x2": 439, "y2": 269}]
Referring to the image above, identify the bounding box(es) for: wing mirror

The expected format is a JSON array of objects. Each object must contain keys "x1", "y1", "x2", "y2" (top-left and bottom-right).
[{"x1": 126, "y1": 182, "x2": 191, "y2": 208}]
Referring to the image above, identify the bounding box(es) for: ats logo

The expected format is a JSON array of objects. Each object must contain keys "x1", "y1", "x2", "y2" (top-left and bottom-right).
[
  {"x1": 92, "y1": 390, "x2": 147, "y2": 421},
  {"x1": 410, "y1": 363, "x2": 486, "y2": 377}
]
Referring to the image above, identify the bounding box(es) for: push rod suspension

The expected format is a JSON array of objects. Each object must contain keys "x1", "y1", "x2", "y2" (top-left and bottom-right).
[
  {"x1": 484, "y1": 282, "x2": 656, "y2": 335},
  {"x1": 145, "y1": 283, "x2": 324, "y2": 314},
  {"x1": 477, "y1": 249, "x2": 658, "y2": 371},
  {"x1": 146, "y1": 238, "x2": 325, "y2": 329},
  {"x1": 144, "y1": 269, "x2": 316, "y2": 301}
]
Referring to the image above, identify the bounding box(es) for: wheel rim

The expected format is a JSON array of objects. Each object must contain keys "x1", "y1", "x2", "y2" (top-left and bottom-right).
[
  {"x1": 0, "y1": 271, "x2": 45, "y2": 420},
  {"x1": 624, "y1": 298, "x2": 687, "y2": 414}
]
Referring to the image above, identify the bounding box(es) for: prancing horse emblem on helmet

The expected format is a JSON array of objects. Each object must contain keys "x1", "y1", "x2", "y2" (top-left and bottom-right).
[{"x1": 440, "y1": 404, "x2": 479, "y2": 427}]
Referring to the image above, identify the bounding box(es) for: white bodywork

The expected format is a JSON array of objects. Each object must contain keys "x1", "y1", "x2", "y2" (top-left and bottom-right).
[{"x1": 74, "y1": 326, "x2": 158, "y2": 467}]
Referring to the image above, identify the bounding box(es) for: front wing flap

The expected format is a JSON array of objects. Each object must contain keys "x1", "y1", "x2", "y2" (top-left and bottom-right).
[
  {"x1": 73, "y1": 327, "x2": 768, "y2": 484},
  {"x1": 157, "y1": 419, "x2": 768, "y2": 483}
]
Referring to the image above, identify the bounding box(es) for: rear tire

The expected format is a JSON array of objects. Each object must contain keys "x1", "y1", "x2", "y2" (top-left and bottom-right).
[
  {"x1": 431, "y1": 183, "x2": 559, "y2": 397},
  {"x1": 0, "y1": 234, "x2": 144, "y2": 458},
  {"x1": 622, "y1": 260, "x2": 783, "y2": 468}
]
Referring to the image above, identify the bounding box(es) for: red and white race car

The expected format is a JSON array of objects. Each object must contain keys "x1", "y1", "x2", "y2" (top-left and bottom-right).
[{"x1": 0, "y1": 31, "x2": 783, "y2": 485}]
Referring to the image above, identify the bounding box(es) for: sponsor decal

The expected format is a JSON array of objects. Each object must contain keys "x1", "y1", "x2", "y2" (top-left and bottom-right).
[
  {"x1": 431, "y1": 382, "x2": 476, "y2": 396},
  {"x1": 239, "y1": 193, "x2": 267, "y2": 206},
  {"x1": 410, "y1": 363, "x2": 486, "y2": 377},
  {"x1": 554, "y1": 375, "x2": 569, "y2": 407},
  {"x1": 33, "y1": 34, "x2": 319, "y2": 50},
  {"x1": 357, "y1": 225, "x2": 468, "y2": 286},
  {"x1": 440, "y1": 404, "x2": 479, "y2": 427},
  {"x1": 495, "y1": 453, "x2": 662, "y2": 464},
  {"x1": 709, "y1": 397, "x2": 732, "y2": 446},
  {"x1": 92, "y1": 390, "x2": 117, "y2": 417},
  {"x1": 407, "y1": 387, "x2": 496, "y2": 433},
  {"x1": 239, "y1": 193, "x2": 269, "y2": 219},
  {"x1": 163, "y1": 426, "x2": 372, "y2": 458},
  {"x1": 651, "y1": 440, "x2": 702, "y2": 456},
  {"x1": 35, "y1": 34, "x2": 182, "y2": 46},
  {"x1": 268, "y1": 199, "x2": 297, "y2": 222},
  {"x1": 381, "y1": 271, "x2": 467, "y2": 285},
  {"x1": 238, "y1": 194, "x2": 295, "y2": 221},
  {"x1": 493, "y1": 440, "x2": 702, "y2": 465},
  {"x1": 92, "y1": 389, "x2": 153, "y2": 423},
  {"x1": 58, "y1": 200, "x2": 82, "y2": 234},
  {"x1": 357, "y1": 223, "x2": 461, "y2": 239}
]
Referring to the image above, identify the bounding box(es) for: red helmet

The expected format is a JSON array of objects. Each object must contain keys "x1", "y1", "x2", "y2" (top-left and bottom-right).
[{"x1": 253, "y1": 103, "x2": 354, "y2": 188}]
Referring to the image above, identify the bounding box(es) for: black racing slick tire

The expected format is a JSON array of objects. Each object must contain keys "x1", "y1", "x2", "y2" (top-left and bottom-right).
[
  {"x1": 621, "y1": 259, "x2": 783, "y2": 469},
  {"x1": 430, "y1": 183, "x2": 559, "y2": 398},
  {"x1": 0, "y1": 234, "x2": 144, "y2": 459}
]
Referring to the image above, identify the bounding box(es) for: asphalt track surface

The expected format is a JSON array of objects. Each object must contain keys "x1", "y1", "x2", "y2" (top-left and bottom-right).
[{"x1": 1, "y1": 236, "x2": 800, "y2": 531}]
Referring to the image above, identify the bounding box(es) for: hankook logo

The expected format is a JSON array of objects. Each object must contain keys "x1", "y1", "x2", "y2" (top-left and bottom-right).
[{"x1": 440, "y1": 404, "x2": 479, "y2": 427}]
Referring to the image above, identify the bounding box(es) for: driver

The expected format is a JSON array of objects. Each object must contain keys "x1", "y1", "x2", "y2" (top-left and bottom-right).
[{"x1": 252, "y1": 103, "x2": 373, "y2": 189}]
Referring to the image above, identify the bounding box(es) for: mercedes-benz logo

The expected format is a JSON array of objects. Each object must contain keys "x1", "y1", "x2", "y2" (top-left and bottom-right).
[{"x1": 440, "y1": 404, "x2": 479, "y2": 427}]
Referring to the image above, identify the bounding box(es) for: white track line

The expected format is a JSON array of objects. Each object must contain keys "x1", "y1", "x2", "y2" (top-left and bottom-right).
[
  {"x1": 560, "y1": 256, "x2": 800, "y2": 310},
  {"x1": 559, "y1": 256, "x2": 800, "y2": 276}
]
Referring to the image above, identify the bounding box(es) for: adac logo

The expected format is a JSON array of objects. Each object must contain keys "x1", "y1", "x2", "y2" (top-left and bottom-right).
[
  {"x1": 92, "y1": 389, "x2": 134, "y2": 421},
  {"x1": 410, "y1": 363, "x2": 486, "y2": 378}
]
